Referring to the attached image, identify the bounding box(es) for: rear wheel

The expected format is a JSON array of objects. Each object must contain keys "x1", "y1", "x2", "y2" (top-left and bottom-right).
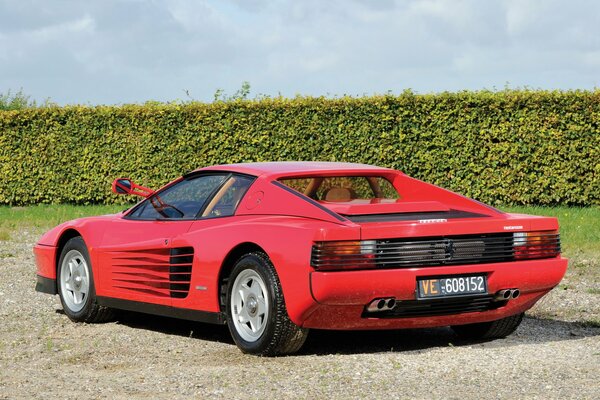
[
  {"x1": 451, "y1": 312, "x2": 524, "y2": 340},
  {"x1": 57, "y1": 237, "x2": 114, "y2": 323},
  {"x1": 226, "y1": 252, "x2": 309, "y2": 356}
]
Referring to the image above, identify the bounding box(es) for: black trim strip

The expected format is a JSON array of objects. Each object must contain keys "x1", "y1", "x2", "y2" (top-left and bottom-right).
[
  {"x1": 183, "y1": 169, "x2": 258, "y2": 180},
  {"x1": 35, "y1": 275, "x2": 57, "y2": 295},
  {"x1": 97, "y1": 296, "x2": 226, "y2": 325},
  {"x1": 271, "y1": 180, "x2": 347, "y2": 222},
  {"x1": 344, "y1": 210, "x2": 490, "y2": 223}
]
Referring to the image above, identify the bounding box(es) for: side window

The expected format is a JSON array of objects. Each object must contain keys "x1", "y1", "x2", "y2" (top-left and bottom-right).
[
  {"x1": 129, "y1": 174, "x2": 228, "y2": 220},
  {"x1": 202, "y1": 175, "x2": 254, "y2": 218}
]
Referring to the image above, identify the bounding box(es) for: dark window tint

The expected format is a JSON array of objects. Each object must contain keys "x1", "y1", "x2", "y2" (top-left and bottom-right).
[
  {"x1": 202, "y1": 176, "x2": 254, "y2": 218},
  {"x1": 129, "y1": 174, "x2": 228, "y2": 220}
]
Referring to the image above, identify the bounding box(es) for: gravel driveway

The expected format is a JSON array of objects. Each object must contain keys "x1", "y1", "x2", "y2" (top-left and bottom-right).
[{"x1": 1, "y1": 230, "x2": 599, "y2": 399}]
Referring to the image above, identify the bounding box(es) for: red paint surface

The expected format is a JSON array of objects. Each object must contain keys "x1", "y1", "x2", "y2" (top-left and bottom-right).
[{"x1": 34, "y1": 162, "x2": 568, "y2": 329}]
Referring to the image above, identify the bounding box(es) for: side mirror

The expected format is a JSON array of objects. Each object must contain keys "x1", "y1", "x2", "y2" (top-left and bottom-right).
[
  {"x1": 113, "y1": 178, "x2": 133, "y2": 194},
  {"x1": 112, "y1": 178, "x2": 155, "y2": 198}
]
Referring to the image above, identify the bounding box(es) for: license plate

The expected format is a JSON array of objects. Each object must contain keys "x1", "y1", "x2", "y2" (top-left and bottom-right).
[{"x1": 417, "y1": 275, "x2": 487, "y2": 299}]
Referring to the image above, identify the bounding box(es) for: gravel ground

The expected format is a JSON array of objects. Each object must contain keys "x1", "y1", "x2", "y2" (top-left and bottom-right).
[{"x1": 1, "y1": 229, "x2": 599, "y2": 399}]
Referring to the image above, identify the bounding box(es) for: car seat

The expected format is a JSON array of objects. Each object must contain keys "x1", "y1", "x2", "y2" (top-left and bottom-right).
[{"x1": 323, "y1": 187, "x2": 356, "y2": 202}]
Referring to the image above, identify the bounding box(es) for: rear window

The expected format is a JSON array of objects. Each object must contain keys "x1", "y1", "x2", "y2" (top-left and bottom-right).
[{"x1": 279, "y1": 176, "x2": 399, "y2": 202}]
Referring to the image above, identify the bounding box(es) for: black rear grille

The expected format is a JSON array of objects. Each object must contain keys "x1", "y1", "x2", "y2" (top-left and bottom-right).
[
  {"x1": 311, "y1": 232, "x2": 560, "y2": 270},
  {"x1": 375, "y1": 234, "x2": 515, "y2": 267},
  {"x1": 363, "y1": 295, "x2": 505, "y2": 318}
]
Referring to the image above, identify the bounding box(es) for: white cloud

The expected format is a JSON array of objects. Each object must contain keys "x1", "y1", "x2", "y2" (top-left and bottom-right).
[
  {"x1": 1, "y1": 0, "x2": 599, "y2": 104},
  {"x1": 166, "y1": 0, "x2": 220, "y2": 33},
  {"x1": 26, "y1": 14, "x2": 95, "y2": 42}
]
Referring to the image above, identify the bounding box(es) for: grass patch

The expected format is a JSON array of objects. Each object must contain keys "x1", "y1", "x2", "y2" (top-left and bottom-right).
[
  {"x1": 502, "y1": 206, "x2": 600, "y2": 256},
  {"x1": 0, "y1": 204, "x2": 125, "y2": 231},
  {"x1": 0, "y1": 228, "x2": 10, "y2": 241}
]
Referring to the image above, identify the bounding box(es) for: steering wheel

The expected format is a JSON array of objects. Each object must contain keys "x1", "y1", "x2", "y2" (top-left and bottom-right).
[{"x1": 150, "y1": 196, "x2": 185, "y2": 219}]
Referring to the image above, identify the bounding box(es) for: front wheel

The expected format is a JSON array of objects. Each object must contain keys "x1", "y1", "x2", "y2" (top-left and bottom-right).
[
  {"x1": 57, "y1": 237, "x2": 114, "y2": 323},
  {"x1": 226, "y1": 252, "x2": 309, "y2": 356},
  {"x1": 451, "y1": 312, "x2": 524, "y2": 340}
]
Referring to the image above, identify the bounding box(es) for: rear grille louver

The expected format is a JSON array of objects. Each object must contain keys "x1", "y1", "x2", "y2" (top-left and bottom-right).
[
  {"x1": 110, "y1": 246, "x2": 194, "y2": 299},
  {"x1": 311, "y1": 233, "x2": 560, "y2": 270}
]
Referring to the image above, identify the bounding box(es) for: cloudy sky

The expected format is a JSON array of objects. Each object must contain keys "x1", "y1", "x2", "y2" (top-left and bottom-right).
[{"x1": 1, "y1": 0, "x2": 599, "y2": 105}]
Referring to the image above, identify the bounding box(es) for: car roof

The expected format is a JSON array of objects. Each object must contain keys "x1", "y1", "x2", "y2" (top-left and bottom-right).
[{"x1": 195, "y1": 161, "x2": 395, "y2": 178}]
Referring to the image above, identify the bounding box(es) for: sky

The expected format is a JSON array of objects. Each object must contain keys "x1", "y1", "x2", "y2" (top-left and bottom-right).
[{"x1": 1, "y1": 0, "x2": 599, "y2": 105}]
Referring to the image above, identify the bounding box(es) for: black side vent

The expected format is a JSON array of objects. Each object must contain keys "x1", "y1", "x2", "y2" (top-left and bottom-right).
[{"x1": 169, "y1": 247, "x2": 194, "y2": 298}]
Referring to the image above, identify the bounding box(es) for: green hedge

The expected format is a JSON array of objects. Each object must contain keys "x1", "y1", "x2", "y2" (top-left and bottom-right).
[{"x1": 1, "y1": 90, "x2": 598, "y2": 206}]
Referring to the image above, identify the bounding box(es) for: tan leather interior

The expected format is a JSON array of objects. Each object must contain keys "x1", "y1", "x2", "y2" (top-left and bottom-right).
[
  {"x1": 324, "y1": 187, "x2": 356, "y2": 202},
  {"x1": 202, "y1": 177, "x2": 236, "y2": 217}
]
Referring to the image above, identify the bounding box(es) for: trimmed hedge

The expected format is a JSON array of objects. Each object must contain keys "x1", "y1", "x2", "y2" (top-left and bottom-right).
[{"x1": 0, "y1": 90, "x2": 598, "y2": 206}]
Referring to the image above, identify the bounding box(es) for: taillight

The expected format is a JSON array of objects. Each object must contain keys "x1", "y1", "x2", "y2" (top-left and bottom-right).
[
  {"x1": 311, "y1": 240, "x2": 377, "y2": 271},
  {"x1": 513, "y1": 230, "x2": 561, "y2": 260}
]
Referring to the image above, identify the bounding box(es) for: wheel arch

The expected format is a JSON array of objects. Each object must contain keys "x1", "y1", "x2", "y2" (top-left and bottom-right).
[
  {"x1": 218, "y1": 242, "x2": 267, "y2": 311},
  {"x1": 55, "y1": 229, "x2": 83, "y2": 276}
]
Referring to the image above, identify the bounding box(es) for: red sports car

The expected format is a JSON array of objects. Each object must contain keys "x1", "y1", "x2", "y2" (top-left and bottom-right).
[{"x1": 34, "y1": 162, "x2": 567, "y2": 355}]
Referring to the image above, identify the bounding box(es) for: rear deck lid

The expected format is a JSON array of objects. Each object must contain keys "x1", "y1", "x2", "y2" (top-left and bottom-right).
[
  {"x1": 323, "y1": 200, "x2": 450, "y2": 215},
  {"x1": 319, "y1": 199, "x2": 509, "y2": 239},
  {"x1": 321, "y1": 200, "x2": 490, "y2": 223}
]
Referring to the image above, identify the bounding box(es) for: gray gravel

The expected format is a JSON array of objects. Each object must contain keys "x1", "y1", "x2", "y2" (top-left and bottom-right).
[{"x1": 1, "y1": 229, "x2": 599, "y2": 399}]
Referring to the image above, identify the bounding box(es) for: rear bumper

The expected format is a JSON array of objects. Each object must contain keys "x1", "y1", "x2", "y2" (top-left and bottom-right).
[{"x1": 303, "y1": 257, "x2": 567, "y2": 329}]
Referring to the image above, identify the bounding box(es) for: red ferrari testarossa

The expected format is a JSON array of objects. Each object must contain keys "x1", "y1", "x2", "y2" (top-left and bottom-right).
[{"x1": 34, "y1": 162, "x2": 567, "y2": 355}]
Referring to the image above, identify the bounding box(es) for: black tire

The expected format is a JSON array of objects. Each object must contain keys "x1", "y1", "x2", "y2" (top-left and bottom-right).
[
  {"x1": 451, "y1": 312, "x2": 524, "y2": 340},
  {"x1": 57, "y1": 237, "x2": 114, "y2": 323},
  {"x1": 225, "y1": 252, "x2": 309, "y2": 356}
]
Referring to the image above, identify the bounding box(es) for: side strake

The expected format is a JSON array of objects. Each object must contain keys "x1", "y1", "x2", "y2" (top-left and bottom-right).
[{"x1": 106, "y1": 246, "x2": 194, "y2": 299}]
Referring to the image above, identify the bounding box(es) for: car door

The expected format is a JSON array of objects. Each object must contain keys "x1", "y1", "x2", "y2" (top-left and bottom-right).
[
  {"x1": 96, "y1": 173, "x2": 230, "y2": 306},
  {"x1": 171, "y1": 174, "x2": 256, "y2": 311}
]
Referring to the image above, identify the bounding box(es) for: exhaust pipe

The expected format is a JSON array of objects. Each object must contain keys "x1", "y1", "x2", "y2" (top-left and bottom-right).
[
  {"x1": 366, "y1": 297, "x2": 396, "y2": 312},
  {"x1": 494, "y1": 289, "x2": 512, "y2": 301},
  {"x1": 494, "y1": 288, "x2": 520, "y2": 301}
]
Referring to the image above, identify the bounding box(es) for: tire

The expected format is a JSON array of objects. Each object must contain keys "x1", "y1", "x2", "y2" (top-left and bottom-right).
[
  {"x1": 57, "y1": 237, "x2": 114, "y2": 323},
  {"x1": 225, "y1": 252, "x2": 309, "y2": 356},
  {"x1": 451, "y1": 312, "x2": 524, "y2": 340}
]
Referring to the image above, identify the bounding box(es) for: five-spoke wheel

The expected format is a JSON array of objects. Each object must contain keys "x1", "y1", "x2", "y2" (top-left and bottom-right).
[
  {"x1": 230, "y1": 269, "x2": 269, "y2": 342},
  {"x1": 226, "y1": 252, "x2": 309, "y2": 356},
  {"x1": 59, "y1": 249, "x2": 90, "y2": 313},
  {"x1": 57, "y1": 236, "x2": 114, "y2": 323}
]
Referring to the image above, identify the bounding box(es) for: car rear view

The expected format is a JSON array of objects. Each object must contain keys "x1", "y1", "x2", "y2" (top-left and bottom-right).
[{"x1": 277, "y1": 172, "x2": 567, "y2": 337}]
